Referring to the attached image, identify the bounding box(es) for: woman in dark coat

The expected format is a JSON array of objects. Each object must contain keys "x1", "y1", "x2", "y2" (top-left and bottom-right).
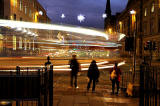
[{"x1": 87, "y1": 60, "x2": 100, "y2": 92}]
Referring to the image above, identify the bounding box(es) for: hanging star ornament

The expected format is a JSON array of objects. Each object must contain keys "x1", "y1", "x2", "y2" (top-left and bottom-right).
[{"x1": 77, "y1": 14, "x2": 85, "y2": 23}]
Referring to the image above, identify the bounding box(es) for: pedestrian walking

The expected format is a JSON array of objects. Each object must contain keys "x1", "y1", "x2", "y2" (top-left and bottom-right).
[
  {"x1": 87, "y1": 60, "x2": 100, "y2": 92},
  {"x1": 110, "y1": 62, "x2": 122, "y2": 95},
  {"x1": 69, "y1": 55, "x2": 80, "y2": 88}
]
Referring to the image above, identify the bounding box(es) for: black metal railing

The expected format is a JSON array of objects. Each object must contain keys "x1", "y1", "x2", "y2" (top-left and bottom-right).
[
  {"x1": 140, "y1": 64, "x2": 160, "y2": 106},
  {"x1": 0, "y1": 65, "x2": 53, "y2": 106}
]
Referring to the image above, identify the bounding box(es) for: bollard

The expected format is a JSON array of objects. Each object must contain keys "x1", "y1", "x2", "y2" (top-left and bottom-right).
[{"x1": 16, "y1": 66, "x2": 20, "y2": 75}]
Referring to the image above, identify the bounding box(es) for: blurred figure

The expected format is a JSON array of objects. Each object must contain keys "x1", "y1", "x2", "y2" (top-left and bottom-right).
[
  {"x1": 110, "y1": 62, "x2": 122, "y2": 95},
  {"x1": 45, "y1": 56, "x2": 51, "y2": 66},
  {"x1": 69, "y1": 55, "x2": 80, "y2": 88},
  {"x1": 87, "y1": 60, "x2": 100, "y2": 92}
]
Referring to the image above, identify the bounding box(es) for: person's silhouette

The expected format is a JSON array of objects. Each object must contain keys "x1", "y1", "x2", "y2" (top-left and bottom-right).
[{"x1": 45, "y1": 56, "x2": 52, "y2": 66}]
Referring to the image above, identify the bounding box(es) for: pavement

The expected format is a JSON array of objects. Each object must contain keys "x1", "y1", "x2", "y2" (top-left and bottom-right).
[{"x1": 53, "y1": 72, "x2": 139, "y2": 106}]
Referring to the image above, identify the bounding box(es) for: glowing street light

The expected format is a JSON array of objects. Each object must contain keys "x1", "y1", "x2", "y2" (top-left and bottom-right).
[
  {"x1": 77, "y1": 14, "x2": 85, "y2": 23},
  {"x1": 61, "y1": 14, "x2": 65, "y2": 19},
  {"x1": 102, "y1": 13, "x2": 107, "y2": 18},
  {"x1": 39, "y1": 11, "x2": 43, "y2": 16}
]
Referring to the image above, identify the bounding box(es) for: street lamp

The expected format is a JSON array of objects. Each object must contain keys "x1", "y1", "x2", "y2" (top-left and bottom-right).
[{"x1": 130, "y1": 10, "x2": 136, "y2": 83}]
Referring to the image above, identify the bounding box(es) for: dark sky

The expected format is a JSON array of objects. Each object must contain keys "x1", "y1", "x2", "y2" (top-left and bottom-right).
[{"x1": 38, "y1": 0, "x2": 128, "y2": 29}]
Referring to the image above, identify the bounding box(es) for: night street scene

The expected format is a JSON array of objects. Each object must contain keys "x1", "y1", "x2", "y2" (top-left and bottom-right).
[{"x1": 0, "y1": 0, "x2": 160, "y2": 106}]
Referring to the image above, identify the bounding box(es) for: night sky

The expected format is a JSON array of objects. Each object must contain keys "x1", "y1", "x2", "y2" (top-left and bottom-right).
[{"x1": 38, "y1": 0, "x2": 128, "y2": 29}]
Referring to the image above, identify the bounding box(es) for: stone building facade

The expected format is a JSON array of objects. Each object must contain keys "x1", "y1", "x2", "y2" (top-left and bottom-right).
[
  {"x1": 105, "y1": 0, "x2": 160, "y2": 59},
  {"x1": 0, "y1": 0, "x2": 51, "y2": 56}
]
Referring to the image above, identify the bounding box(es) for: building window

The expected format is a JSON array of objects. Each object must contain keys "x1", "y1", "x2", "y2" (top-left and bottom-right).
[
  {"x1": 14, "y1": 14, "x2": 16, "y2": 20},
  {"x1": 24, "y1": 38, "x2": 27, "y2": 50},
  {"x1": 25, "y1": 6, "x2": 27, "y2": 14},
  {"x1": 150, "y1": 19, "x2": 154, "y2": 34},
  {"x1": 29, "y1": 9, "x2": 32, "y2": 17},
  {"x1": 143, "y1": 22, "x2": 147, "y2": 35},
  {"x1": 158, "y1": 17, "x2": 160, "y2": 33},
  {"x1": 19, "y1": 0, "x2": 23, "y2": 11},
  {"x1": 19, "y1": 37, "x2": 22, "y2": 49},
  {"x1": 20, "y1": 17, "x2": 22, "y2": 21},
  {"x1": 13, "y1": 36, "x2": 16, "y2": 50},
  {"x1": 151, "y1": 3, "x2": 155, "y2": 13},
  {"x1": 144, "y1": 8, "x2": 147, "y2": 16},
  {"x1": 11, "y1": 0, "x2": 17, "y2": 7}
]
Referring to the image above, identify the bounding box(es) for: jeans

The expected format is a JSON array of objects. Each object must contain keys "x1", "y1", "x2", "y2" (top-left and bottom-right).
[
  {"x1": 87, "y1": 78, "x2": 96, "y2": 91},
  {"x1": 70, "y1": 73, "x2": 77, "y2": 88},
  {"x1": 111, "y1": 79, "x2": 120, "y2": 94}
]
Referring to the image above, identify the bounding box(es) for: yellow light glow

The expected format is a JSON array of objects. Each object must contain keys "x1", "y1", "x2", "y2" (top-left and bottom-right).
[
  {"x1": 10, "y1": 16, "x2": 13, "y2": 20},
  {"x1": 119, "y1": 21, "x2": 122, "y2": 32},
  {"x1": 130, "y1": 10, "x2": 136, "y2": 31},
  {"x1": 108, "y1": 28, "x2": 112, "y2": 34},
  {"x1": 13, "y1": 36, "x2": 16, "y2": 50},
  {"x1": 11, "y1": 0, "x2": 17, "y2": 7},
  {"x1": 34, "y1": 12, "x2": 39, "y2": 22}
]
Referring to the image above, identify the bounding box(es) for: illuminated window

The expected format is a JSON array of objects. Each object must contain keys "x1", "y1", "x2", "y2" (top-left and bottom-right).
[
  {"x1": 144, "y1": 8, "x2": 147, "y2": 16},
  {"x1": 25, "y1": 6, "x2": 27, "y2": 14},
  {"x1": 19, "y1": 0, "x2": 23, "y2": 11},
  {"x1": 19, "y1": 37, "x2": 22, "y2": 49},
  {"x1": 11, "y1": 0, "x2": 17, "y2": 7},
  {"x1": 28, "y1": 40, "x2": 31, "y2": 49},
  {"x1": 151, "y1": 3, "x2": 154, "y2": 13},
  {"x1": 24, "y1": 38, "x2": 27, "y2": 50},
  {"x1": 29, "y1": 9, "x2": 32, "y2": 17},
  {"x1": 13, "y1": 36, "x2": 16, "y2": 50},
  {"x1": 33, "y1": 40, "x2": 34, "y2": 50}
]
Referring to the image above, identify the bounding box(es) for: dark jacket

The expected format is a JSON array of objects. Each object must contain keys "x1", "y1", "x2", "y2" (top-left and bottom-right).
[
  {"x1": 87, "y1": 61, "x2": 100, "y2": 79},
  {"x1": 69, "y1": 59, "x2": 79, "y2": 75}
]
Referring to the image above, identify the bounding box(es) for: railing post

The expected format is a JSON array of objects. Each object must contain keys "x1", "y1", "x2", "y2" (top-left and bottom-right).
[
  {"x1": 49, "y1": 65, "x2": 53, "y2": 106},
  {"x1": 16, "y1": 66, "x2": 20, "y2": 75},
  {"x1": 139, "y1": 62, "x2": 144, "y2": 106}
]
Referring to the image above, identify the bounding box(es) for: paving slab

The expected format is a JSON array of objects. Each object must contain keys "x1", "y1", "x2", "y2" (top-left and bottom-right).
[
  {"x1": 58, "y1": 96, "x2": 74, "y2": 106},
  {"x1": 74, "y1": 96, "x2": 89, "y2": 104}
]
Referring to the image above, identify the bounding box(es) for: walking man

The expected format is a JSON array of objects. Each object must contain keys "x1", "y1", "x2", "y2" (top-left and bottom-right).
[
  {"x1": 69, "y1": 55, "x2": 80, "y2": 88},
  {"x1": 110, "y1": 62, "x2": 122, "y2": 95},
  {"x1": 87, "y1": 60, "x2": 100, "y2": 92}
]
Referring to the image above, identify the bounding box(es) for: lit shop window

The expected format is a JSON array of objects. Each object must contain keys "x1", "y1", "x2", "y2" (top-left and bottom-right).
[
  {"x1": 151, "y1": 3, "x2": 155, "y2": 13},
  {"x1": 144, "y1": 8, "x2": 147, "y2": 16},
  {"x1": 13, "y1": 36, "x2": 16, "y2": 50},
  {"x1": 19, "y1": 37, "x2": 22, "y2": 49}
]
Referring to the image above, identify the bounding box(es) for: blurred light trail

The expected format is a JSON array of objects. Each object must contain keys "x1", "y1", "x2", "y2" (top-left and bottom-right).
[
  {"x1": 0, "y1": 61, "x2": 125, "y2": 72},
  {"x1": 0, "y1": 19, "x2": 108, "y2": 40}
]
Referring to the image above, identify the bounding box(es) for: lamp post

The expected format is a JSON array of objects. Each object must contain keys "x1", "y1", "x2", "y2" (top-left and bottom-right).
[{"x1": 130, "y1": 10, "x2": 136, "y2": 83}]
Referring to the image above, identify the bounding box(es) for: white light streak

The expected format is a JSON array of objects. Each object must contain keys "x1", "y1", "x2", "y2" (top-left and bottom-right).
[{"x1": 0, "y1": 19, "x2": 108, "y2": 40}]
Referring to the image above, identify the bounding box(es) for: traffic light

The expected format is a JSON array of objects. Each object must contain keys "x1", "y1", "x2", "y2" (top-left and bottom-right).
[
  {"x1": 144, "y1": 41, "x2": 157, "y2": 51},
  {"x1": 152, "y1": 42, "x2": 156, "y2": 50},
  {"x1": 125, "y1": 37, "x2": 134, "y2": 51}
]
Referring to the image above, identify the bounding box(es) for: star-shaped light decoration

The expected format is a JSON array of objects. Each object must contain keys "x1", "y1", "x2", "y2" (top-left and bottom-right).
[
  {"x1": 102, "y1": 13, "x2": 107, "y2": 18},
  {"x1": 77, "y1": 14, "x2": 85, "y2": 23},
  {"x1": 61, "y1": 13, "x2": 65, "y2": 19}
]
